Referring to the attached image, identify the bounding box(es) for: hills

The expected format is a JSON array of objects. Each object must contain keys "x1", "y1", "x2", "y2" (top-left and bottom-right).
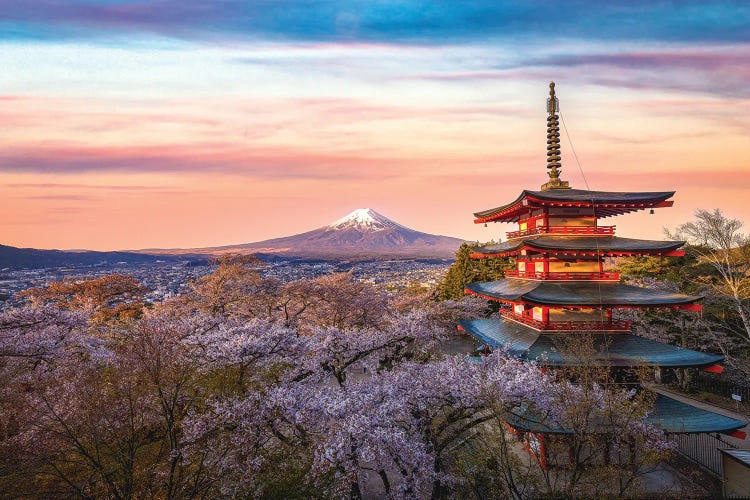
[{"x1": 0, "y1": 244, "x2": 178, "y2": 270}]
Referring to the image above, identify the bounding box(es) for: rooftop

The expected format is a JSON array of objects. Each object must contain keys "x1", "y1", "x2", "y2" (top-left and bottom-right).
[
  {"x1": 503, "y1": 393, "x2": 747, "y2": 435},
  {"x1": 471, "y1": 235, "x2": 685, "y2": 257},
  {"x1": 474, "y1": 189, "x2": 675, "y2": 223},
  {"x1": 465, "y1": 279, "x2": 702, "y2": 307},
  {"x1": 458, "y1": 318, "x2": 724, "y2": 368}
]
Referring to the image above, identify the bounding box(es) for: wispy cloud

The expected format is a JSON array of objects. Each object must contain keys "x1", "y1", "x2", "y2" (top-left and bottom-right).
[
  {"x1": 24, "y1": 194, "x2": 96, "y2": 201},
  {"x1": 5, "y1": 183, "x2": 171, "y2": 191},
  {"x1": 407, "y1": 45, "x2": 750, "y2": 98},
  {"x1": 1, "y1": 1, "x2": 748, "y2": 44},
  {"x1": 0, "y1": 143, "x2": 413, "y2": 178}
]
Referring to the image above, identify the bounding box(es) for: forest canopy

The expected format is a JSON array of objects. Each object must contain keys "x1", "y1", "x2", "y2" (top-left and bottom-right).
[{"x1": 0, "y1": 256, "x2": 673, "y2": 498}]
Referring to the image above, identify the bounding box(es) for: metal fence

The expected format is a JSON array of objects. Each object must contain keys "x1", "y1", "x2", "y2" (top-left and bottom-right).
[
  {"x1": 672, "y1": 432, "x2": 738, "y2": 477},
  {"x1": 688, "y1": 372, "x2": 750, "y2": 405}
]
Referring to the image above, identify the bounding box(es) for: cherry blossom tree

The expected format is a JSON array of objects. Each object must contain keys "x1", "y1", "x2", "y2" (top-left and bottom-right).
[
  {"x1": 19, "y1": 274, "x2": 147, "y2": 324},
  {"x1": 177, "y1": 254, "x2": 265, "y2": 319},
  {"x1": 0, "y1": 308, "x2": 217, "y2": 498},
  {"x1": 184, "y1": 354, "x2": 557, "y2": 498},
  {"x1": 0, "y1": 272, "x2": 672, "y2": 498}
]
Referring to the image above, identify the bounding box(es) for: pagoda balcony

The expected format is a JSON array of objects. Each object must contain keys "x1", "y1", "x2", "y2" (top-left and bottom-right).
[
  {"x1": 505, "y1": 270, "x2": 620, "y2": 281},
  {"x1": 506, "y1": 225, "x2": 615, "y2": 239},
  {"x1": 500, "y1": 310, "x2": 631, "y2": 332}
]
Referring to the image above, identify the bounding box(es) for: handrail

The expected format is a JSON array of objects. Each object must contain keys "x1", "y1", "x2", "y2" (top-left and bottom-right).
[
  {"x1": 500, "y1": 310, "x2": 631, "y2": 331},
  {"x1": 505, "y1": 270, "x2": 620, "y2": 281},
  {"x1": 506, "y1": 225, "x2": 615, "y2": 239}
]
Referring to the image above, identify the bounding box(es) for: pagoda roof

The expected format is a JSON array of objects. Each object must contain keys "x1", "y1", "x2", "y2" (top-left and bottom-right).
[
  {"x1": 504, "y1": 393, "x2": 746, "y2": 435},
  {"x1": 458, "y1": 318, "x2": 723, "y2": 368},
  {"x1": 474, "y1": 189, "x2": 675, "y2": 223},
  {"x1": 465, "y1": 279, "x2": 701, "y2": 307},
  {"x1": 651, "y1": 394, "x2": 747, "y2": 434},
  {"x1": 472, "y1": 236, "x2": 684, "y2": 258}
]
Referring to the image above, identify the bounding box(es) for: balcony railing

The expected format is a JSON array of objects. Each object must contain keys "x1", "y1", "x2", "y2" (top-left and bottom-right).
[
  {"x1": 505, "y1": 270, "x2": 620, "y2": 281},
  {"x1": 506, "y1": 225, "x2": 615, "y2": 239},
  {"x1": 501, "y1": 310, "x2": 631, "y2": 331}
]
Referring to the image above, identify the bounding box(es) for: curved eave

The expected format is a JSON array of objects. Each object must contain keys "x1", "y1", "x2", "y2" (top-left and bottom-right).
[
  {"x1": 527, "y1": 236, "x2": 685, "y2": 253},
  {"x1": 458, "y1": 318, "x2": 724, "y2": 368},
  {"x1": 472, "y1": 248, "x2": 685, "y2": 259},
  {"x1": 474, "y1": 192, "x2": 527, "y2": 224},
  {"x1": 474, "y1": 190, "x2": 676, "y2": 224},
  {"x1": 471, "y1": 240, "x2": 524, "y2": 257},
  {"x1": 648, "y1": 394, "x2": 747, "y2": 434},
  {"x1": 458, "y1": 318, "x2": 540, "y2": 358},
  {"x1": 503, "y1": 394, "x2": 746, "y2": 435},
  {"x1": 465, "y1": 280, "x2": 702, "y2": 309},
  {"x1": 471, "y1": 236, "x2": 686, "y2": 259}
]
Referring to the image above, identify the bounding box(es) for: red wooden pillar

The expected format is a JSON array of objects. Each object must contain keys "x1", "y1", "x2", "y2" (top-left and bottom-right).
[{"x1": 538, "y1": 434, "x2": 548, "y2": 470}]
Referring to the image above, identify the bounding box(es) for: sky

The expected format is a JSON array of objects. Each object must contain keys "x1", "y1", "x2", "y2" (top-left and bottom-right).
[{"x1": 1, "y1": 1, "x2": 749, "y2": 250}]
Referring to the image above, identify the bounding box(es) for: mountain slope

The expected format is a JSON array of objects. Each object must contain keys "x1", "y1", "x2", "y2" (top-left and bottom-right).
[{"x1": 207, "y1": 208, "x2": 466, "y2": 259}]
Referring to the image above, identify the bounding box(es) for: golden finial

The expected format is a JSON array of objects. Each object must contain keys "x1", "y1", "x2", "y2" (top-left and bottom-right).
[{"x1": 541, "y1": 81, "x2": 570, "y2": 191}]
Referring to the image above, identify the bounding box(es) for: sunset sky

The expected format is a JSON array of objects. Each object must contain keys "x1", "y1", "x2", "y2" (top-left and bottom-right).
[{"x1": 1, "y1": 1, "x2": 749, "y2": 250}]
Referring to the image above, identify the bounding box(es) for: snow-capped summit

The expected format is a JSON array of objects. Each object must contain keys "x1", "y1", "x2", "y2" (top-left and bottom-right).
[
  {"x1": 196, "y1": 207, "x2": 466, "y2": 259},
  {"x1": 328, "y1": 208, "x2": 407, "y2": 232}
]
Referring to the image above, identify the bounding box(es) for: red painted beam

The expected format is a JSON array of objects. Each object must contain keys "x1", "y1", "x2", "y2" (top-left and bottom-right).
[
  {"x1": 728, "y1": 430, "x2": 747, "y2": 440},
  {"x1": 471, "y1": 248, "x2": 686, "y2": 259},
  {"x1": 662, "y1": 250, "x2": 685, "y2": 257},
  {"x1": 680, "y1": 303, "x2": 703, "y2": 312},
  {"x1": 702, "y1": 364, "x2": 724, "y2": 374},
  {"x1": 470, "y1": 252, "x2": 493, "y2": 259}
]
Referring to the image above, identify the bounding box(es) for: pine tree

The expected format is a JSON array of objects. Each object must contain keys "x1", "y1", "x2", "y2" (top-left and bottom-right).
[{"x1": 436, "y1": 243, "x2": 513, "y2": 300}]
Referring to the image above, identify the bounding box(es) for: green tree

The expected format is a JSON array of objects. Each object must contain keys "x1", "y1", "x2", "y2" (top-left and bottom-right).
[{"x1": 436, "y1": 243, "x2": 513, "y2": 300}]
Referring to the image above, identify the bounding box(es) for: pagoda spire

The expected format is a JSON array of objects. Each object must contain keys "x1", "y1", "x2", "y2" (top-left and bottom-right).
[{"x1": 541, "y1": 81, "x2": 570, "y2": 191}]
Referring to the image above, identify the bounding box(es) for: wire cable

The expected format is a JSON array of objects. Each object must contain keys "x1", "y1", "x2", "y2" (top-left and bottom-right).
[{"x1": 559, "y1": 109, "x2": 607, "y2": 326}]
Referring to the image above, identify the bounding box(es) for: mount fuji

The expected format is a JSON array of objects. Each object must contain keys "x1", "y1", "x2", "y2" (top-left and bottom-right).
[
  {"x1": 0, "y1": 209, "x2": 466, "y2": 269},
  {"x1": 199, "y1": 208, "x2": 466, "y2": 259}
]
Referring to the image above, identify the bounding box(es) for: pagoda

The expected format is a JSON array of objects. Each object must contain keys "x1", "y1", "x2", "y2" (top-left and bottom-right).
[{"x1": 458, "y1": 83, "x2": 746, "y2": 451}]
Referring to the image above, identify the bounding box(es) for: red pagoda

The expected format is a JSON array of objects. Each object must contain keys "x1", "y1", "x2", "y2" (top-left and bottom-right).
[{"x1": 458, "y1": 83, "x2": 745, "y2": 447}]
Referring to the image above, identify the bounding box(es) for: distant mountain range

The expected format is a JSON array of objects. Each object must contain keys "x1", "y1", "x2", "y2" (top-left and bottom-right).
[
  {"x1": 145, "y1": 208, "x2": 466, "y2": 259},
  {"x1": 1, "y1": 209, "x2": 466, "y2": 269},
  {"x1": 0, "y1": 244, "x2": 179, "y2": 270}
]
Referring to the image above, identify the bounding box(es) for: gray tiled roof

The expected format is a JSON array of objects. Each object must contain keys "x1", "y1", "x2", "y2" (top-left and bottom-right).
[
  {"x1": 458, "y1": 318, "x2": 723, "y2": 368},
  {"x1": 474, "y1": 189, "x2": 675, "y2": 218},
  {"x1": 466, "y1": 279, "x2": 701, "y2": 306},
  {"x1": 473, "y1": 236, "x2": 684, "y2": 255},
  {"x1": 503, "y1": 393, "x2": 746, "y2": 435}
]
